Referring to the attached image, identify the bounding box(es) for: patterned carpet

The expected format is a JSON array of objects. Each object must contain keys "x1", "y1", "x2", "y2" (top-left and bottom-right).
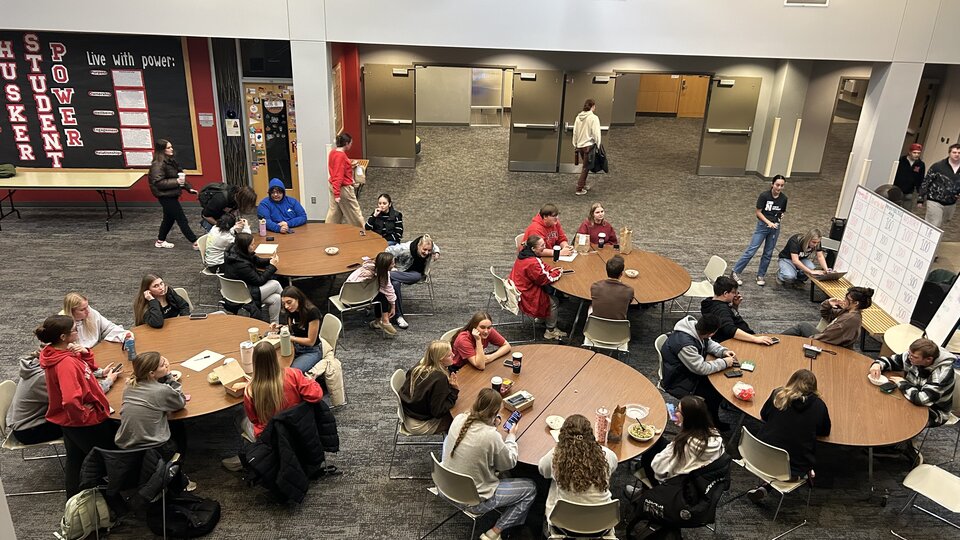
[{"x1": 1, "y1": 117, "x2": 957, "y2": 539}]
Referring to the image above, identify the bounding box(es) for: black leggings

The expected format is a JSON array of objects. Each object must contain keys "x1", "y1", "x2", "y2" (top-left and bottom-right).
[
  {"x1": 157, "y1": 196, "x2": 198, "y2": 243},
  {"x1": 61, "y1": 422, "x2": 118, "y2": 496},
  {"x1": 12, "y1": 421, "x2": 62, "y2": 445}
]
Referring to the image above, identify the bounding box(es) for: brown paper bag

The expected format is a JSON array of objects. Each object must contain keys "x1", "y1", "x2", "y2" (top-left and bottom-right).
[
  {"x1": 619, "y1": 227, "x2": 633, "y2": 254},
  {"x1": 575, "y1": 233, "x2": 591, "y2": 254},
  {"x1": 608, "y1": 404, "x2": 626, "y2": 443}
]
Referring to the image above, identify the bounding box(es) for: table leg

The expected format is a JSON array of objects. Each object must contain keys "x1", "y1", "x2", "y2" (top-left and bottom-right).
[
  {"x1": 566, "y1": 299, "x2": 586, "y2": 346},
  {"x1": 95, "y1": 189, "x2": 123, "y2": 231},
  {"x1": 0, "y1": 189, "x2": 21, "y2": 231},
  {"x1": 810, "y1": 281, "x2": 815, "y2": 302},
  {"x1": 659, "y1": 302, "x2": 665, "y2": 334}
]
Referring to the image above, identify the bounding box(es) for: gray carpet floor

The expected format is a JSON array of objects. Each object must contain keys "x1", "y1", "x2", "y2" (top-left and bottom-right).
[{"x1": 1, "y1": 117, "x2": 958, "y2": 539}]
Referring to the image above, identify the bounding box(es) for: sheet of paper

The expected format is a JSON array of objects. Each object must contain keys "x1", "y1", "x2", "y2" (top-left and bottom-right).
[
  {"x1": 181, "y1": 349, "x2": 225, "y2": 372},
  {"x1": 558, "y1": 251, "x2": 578, "y2": 263},
  {"x1": 255, "y1": 244, "x2": 278, "y2": 256}
]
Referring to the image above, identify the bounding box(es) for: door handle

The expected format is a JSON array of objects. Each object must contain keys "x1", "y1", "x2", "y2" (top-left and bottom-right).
[
  {"x1": 600, "y1": 125, "x2": 610, "y2": 131},
  {"x1": 367, "y1": 116, "x2": 413, "y2": 125},
  {"x1": 707, "y1": 127, "x2": 752, "y2": 135},
  {"x1": 515, "y1": 122, "x2": 559, "y2": 131},
  {"x1": 564, "y1": 123, "x2": 610, "y2": 132}
]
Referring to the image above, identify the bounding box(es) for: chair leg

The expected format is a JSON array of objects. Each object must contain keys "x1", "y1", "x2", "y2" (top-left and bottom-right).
[
  {"x1": 419, "y1": 509, "x2": 463, "y2": 540},
  {"x1": 769, "y1": 520, "x2": 807, "y2": 540},
  {"x1": 899, "y1": 491, "x2": 919, "y2": 514},
  {"x1": 911, "y1": 504, "x2": 960, "y2": 530},
  {"x1": 772, "y1": 491, "x2": 786, "y2": 522},
  {"x1": 387, "y1": 423, "x2": 400, "y2": 480}
]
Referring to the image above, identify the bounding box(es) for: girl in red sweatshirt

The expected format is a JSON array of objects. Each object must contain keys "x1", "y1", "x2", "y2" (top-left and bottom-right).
[{"x1": 37, "y1": 315, "x2": 120, "y2": 495}]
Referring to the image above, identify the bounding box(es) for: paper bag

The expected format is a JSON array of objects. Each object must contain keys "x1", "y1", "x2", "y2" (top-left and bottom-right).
[
  {"x1": 620, "y1": 227, "x2": 633, "y2": 254},
  {"x1": 608, "y1": 404, "x2": 626, "y2": 443},
  {"x1": 575, "y1": 233, "x2": 590, "y2": 254}
]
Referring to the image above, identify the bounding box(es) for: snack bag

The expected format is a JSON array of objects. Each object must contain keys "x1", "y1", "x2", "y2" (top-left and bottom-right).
[
  {"x1": 608, "y1": 405, "x2": 626, "y2": 443},
  {"x1": 620, "y1": 227, "x2": 633, "y2": 254},
  {"x1": 733, "y1": 382, "x2": 755, "y2": 401}
]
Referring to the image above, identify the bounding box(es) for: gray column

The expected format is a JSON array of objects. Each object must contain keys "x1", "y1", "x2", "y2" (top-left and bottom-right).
[
  {"x1": 290, "y1": 40, "x2": 334, "y2": 220},
  {"x1": 757, "y1": 60, "x2": 812, "y2": 178}
]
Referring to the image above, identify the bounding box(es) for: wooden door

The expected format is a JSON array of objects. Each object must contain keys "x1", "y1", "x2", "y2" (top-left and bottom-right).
[
  {"x1": 243, "y1": 83, "x2": 299, "y2": 202},
  {"x1": 678, "y1": 75, "x2": 710, "y2": 118},
  {"x1": 636, "y1": 74, "x2": 680, "y2": 114}
]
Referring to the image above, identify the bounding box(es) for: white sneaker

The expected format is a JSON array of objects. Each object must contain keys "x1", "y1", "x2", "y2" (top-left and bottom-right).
[
  {"x1": 155, "y1": 240, "x2": 175, "y2": 249},
  {"x1": 575, "y1": 189, "x2": 588, "y2": 196},
  {"x1": 756, "y1": 276, "x2": 766, "y2": 286},
  {"x1": 731, "y1": 272, "x2": 743, "y2": 285},
  {"x1": 395, "y1": 316, "x2": 409, "y2": 329},
  {"x1": 544, "y1": 327, "x2": 568, "y2": 340},
  {"x1": 221, "y1": 455, "x2": 242, "y2": 472},
  {"x1": 185, "y1": 480, "x2": 198, "y2": 492}
]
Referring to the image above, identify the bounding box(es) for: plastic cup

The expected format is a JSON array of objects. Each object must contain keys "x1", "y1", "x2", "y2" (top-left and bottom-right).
[
  {"x1": 598, "y1": 232, "x2": 606, "y2": 248},
  {"x1": 552, "y1": 245, "x2": 561, "y2": 261},
  {"x1": 491, "y1": 376, "x2": 503, "y2": 392},
  {"x1": 248, "y1": 327, "x2": 259, "y2": 343}
]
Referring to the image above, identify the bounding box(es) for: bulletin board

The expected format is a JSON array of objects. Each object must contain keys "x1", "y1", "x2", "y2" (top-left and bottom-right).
[
  {"x1": 835, "y1": 186, "x2": 942, "y2": 323},
  {"x1": 0, "y1": 31, "x2": 199, "y2": 171}
]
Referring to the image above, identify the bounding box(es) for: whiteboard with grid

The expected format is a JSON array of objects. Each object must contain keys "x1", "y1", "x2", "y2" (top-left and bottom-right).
[{"x1": 834, "y1": 186, "x2": 942, "y2": 323}]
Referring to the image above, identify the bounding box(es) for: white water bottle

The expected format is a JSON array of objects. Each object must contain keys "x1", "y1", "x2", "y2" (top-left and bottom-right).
[{"x1": 279, "y1": 326, "x2": 292, "y2": 357}]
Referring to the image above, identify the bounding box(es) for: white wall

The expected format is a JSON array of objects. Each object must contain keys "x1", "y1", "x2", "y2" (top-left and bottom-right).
[
  {"x1": 289, "y1": 40, "x2": 334, "y2": 219},
  {"x1": 923, "y1": 65, "x2": 960, "y2": 159}
]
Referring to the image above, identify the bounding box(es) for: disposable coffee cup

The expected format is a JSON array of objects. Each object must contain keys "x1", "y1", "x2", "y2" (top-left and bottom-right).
[
  {"x1": 598, "y1": 232, "x2": 606, "y2": 248},
  {"x1": 553, "y1": 245, "x2": 561, "y2": 261},
  {"x1": 491, "y1": 376, "x2": 503, "y2": 392},
  {"x1": 248, "y1": 327, "x2": 260, "y2": 343}
]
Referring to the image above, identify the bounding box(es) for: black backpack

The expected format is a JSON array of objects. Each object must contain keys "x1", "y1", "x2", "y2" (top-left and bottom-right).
[
  {"x1": 146, "y1": 492, "x2": 221, "y2": 538},
  {"x1": 198, "y1": 183, "x2": 229, "y2": 210},
  {"x1": 629, "y1": 453, "x2": 731, "y2": 533}
]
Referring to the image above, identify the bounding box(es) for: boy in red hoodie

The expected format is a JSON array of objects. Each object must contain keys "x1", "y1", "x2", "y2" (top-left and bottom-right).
[
  {"x1": 522, "y1": 203, "x2": 573, "y2": 257},
  {"x1": 36, "y1": 315, "x2": 120, "y2": 495}
]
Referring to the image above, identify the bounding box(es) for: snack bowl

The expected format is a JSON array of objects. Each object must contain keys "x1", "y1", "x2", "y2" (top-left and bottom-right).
[
  {"x1": 867, "y1": 373, "x2": 889, "y2": 386},
  {"x1": 628, "y1": 423, "x2": 656, "y2": 442},
  {"x1": 169, "y1": 370, "x2": 182, "y2": 382},
  {"x1": 324, "y1": 247, "x2": 340, "y2": 256},
  {"x1": 624, "y1": 269, "x2": 639, "y2": 279},
  {"x1": 545, "y1": 415, "x2": 565, "y2": 430},
  {"x1": 624, "y1": 404, "x2": 649, "y2": 421}
]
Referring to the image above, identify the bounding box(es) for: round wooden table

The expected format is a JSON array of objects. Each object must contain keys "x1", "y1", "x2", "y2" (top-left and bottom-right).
[
  {"x1": 260, "y1": 222, "x2": 387, "y2": 277},
  {"x1": 92, "y1": 315, "x2": 291, "y2": 420},
  {"x1": 450, "y1": 344, "x2": 666, "y2": 464},
  {"x1": 708, "y1": 335, "x2": 928, "y2": 447}
]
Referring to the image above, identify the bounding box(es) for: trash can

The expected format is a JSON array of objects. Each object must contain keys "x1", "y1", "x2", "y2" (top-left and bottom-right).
[{"x1": 826, "y1": 217, "x2": 846, "y2": 268}]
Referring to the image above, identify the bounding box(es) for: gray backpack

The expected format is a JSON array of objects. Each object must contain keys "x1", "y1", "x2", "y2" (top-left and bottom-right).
[{"x1": 54, "y1": 488, "x2": 116, "y2": 540}]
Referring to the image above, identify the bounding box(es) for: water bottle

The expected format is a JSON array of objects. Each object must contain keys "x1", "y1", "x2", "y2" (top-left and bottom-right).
[
  {"x1": 258, "y1": 218, "x2": 267, "y2": 237},
  {"x1": 122, "y1": 335, "x2": 136, "y2": 360},
  {"x1": 279, "y1": 325, "x2": 293, "y2": 357}
]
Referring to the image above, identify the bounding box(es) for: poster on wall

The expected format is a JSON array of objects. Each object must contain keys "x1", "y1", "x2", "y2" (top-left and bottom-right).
[
  {"x1": 0, "y1": 31, "x2": 199, "y2": 170},
  {"x1": 332, "y1": 62, "x2": 343, "y2": 135}
]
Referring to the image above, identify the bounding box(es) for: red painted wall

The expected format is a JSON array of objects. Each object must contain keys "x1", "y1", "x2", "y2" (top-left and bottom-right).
[
  {"x1": 330, "y1": 43, "x2": 363, "y2": 160},
  {"x1": 18, "y1": 36, "x2": 223, "y2": 203}
]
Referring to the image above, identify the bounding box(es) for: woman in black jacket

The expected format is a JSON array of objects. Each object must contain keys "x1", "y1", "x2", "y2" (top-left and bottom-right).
[
  {"x1": 149, "y1": 139, "x2": 199, "y2": 250},
  {"x1": 364, "y1": 193, "x2": 404, "y2": 245},
  {"x1": 221, "y1": 232, "x2": 282, "y2": 323},
  {"x1": 399, "y1": 340, "x2": 459, "y2": 435},
  {"x1": 133, "y1": 274, "x2": 191, "y2": 328}
]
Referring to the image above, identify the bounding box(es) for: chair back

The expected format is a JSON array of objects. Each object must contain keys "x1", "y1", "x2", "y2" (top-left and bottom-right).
[
  {"x1": 704, "y1": 255, "x2": 728, "y2": 283},
  {"x1": 953, "y1": 376, "x2": 960, "y2": 417},
  {"x1": 0, "y1": 380, "x2": 16, "y2": 436},
  {"x1": 439, "y1": 327, "x2": 460, "y2": 343},
  {"x1": 582, "y1": 315, "x2": 630, "y2": 350},
  {"x1": 738, "y1": 427, "x2": 793, "y2": 482},
  {"x1": 197, "y1": 234, "x2": 210, "y2": 266},
  {"x1": 174, "y1": 287, "x2": 195, "y2": 312},
  {"x1": 430, "y1": 452, "x2": 482, "y2": 507},
  {"x1": 654, "y1": 333, "x2": 668, "y2": 384},
  {"x1": 390, "y1": 369, "x2": 407, "y2": 424},
  {"x1": 320, "y1": 313, "x2": 342, "y2": 353},
  {"x1": 549, "y1": 498, "x2": 620, "y2": 535},
  {"x1": 514, "y1": 233, "x2": 524, "y2": 250},
  {"x1": 490, "y1": 266, "x2": 508, "y2": 305},
  {"x1": 218, "y1": 275, "x2": 253, "y2": 304},
  {"x1": 339, "y1": 278, "x2": 380, "y2": 306}
]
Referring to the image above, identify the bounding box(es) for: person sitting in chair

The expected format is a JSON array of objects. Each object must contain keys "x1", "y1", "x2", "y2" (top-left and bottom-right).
[
  {"x1": 510, "y1": 235, "x2": 566, "y2": 341},
  {"x1": 870, "y1": 338, "x2": 956, "y2": 428},
  {"x1": 700, "y1": 276, "x2": 772, "y2": 345},
  {"x1": 522, "y1": 203, "x2": 572, "y2": 257},
  {"x1": 385, "y1": 234, "x2": 440, "y2": 331},
  {"x1": 782, "y1": 286, "x2": 873, "y2": 348},
  {"x1": 590, "y1": 255, "x2": 634, "y2": 321},
  {"x1": 257, "y1": 178, "x2": 307, "y2": 234}
]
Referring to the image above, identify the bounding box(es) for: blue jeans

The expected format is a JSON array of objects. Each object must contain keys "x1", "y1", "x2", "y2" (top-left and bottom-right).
[
  {"x1": 777, "y1": 257, "x2": 815, "y2": 283},
  {"x1": 290, "y1": 343, "x2": 322, "y2": 373},
  {"x1": 390, "y1": 270, "x2": 423, "y2": 317},
  {"x1": 733, "y1": 221, "x2": 780, "y2": 277}
]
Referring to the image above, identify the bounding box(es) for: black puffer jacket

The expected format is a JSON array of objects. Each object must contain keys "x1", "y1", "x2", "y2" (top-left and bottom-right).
[
  {"x1": 148, "y1": 157, "x2": 192, "y2": 198},
  {"x1": 240, "y1": 401, "x2": 339, "y2": 504},
  {"x1": 221, "y1": 248, "x2": 277, "y2": 303}
]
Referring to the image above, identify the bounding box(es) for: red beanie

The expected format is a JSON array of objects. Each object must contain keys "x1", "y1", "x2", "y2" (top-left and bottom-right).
[{"x1": 910, "y1": 143, "x2": 923, "y2": 152}]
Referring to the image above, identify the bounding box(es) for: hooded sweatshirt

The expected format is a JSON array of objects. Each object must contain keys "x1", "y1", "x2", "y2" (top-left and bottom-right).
[
  {"x1": 39, "y1": 345, "x2": 110, "y2": 427},
  {"x1": 115, "y1": 379, "x2": 186, "y2": 449},
  {"x1": 876, "y1": 347, "x2": 956, "y2": 427},
  {"x1": 700, "y1": 298, "x2": 754, "y2": 343},
  {"x1": 661, "y1": 315, "x2": 729, "y2": 398},
  {"x1": 509, "y1": 246, "x2": 562, "y2": 319},
  {"x1": 523, "y1": 213, "x2": 568, "y2": 250},
  {"x1": 650, "y1": 430, "x2": 725, "y2": 482},
  {"x1": 572, "y1": 110, "x2": 601, "y2": 148},
  {"x1": 758, "y1": 389, "x2": 831, "y2": 476},
  {"x1": 257, "y1": 178, "x2": 308, "y2": 232},
  {"x1": 7, "y1": 352, "x2": 51, "y2": 432}
]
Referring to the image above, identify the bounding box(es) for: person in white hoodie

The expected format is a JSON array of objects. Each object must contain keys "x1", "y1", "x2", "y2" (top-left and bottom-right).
[{"x1": 572, "y1": 98, "x2": 602, "y2": 196}]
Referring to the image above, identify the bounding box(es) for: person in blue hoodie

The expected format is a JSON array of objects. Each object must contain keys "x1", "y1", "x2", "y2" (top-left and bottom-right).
[{"x1": 258, "y1": 178, "x2": 308, "y2": 233}]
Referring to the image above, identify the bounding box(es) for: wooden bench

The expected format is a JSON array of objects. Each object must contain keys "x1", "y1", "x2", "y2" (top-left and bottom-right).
[
  {"x1": 810, "y1": 276, "x2": 898, "y2": 352},
  {"x1": 0, "y1": 170, "x2": 146, "y2": 230}
]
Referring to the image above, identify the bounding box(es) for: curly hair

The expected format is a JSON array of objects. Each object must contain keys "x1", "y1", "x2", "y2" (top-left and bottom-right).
[{"x1": 553, "y1": 414, "x2": 610, "y2": 492}]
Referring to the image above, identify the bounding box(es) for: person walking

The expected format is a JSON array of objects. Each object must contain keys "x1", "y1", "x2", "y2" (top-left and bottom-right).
[
  {"x1": 894, "y1": 144, "x2": 925, "y2": 209},
  {"x1": 731, "y1": 175, "x2": 787, "y2": 287},
  {"x1": 918, "y1": 143, "x2": 960, "y2": 228},
  {"x1": 149, "y1": 139, "x2": 199, "y2": 250},
  {"x1": 572, "y1": 99, "x2": 601, "y2": 196},
  {"x1": 326, "y1": 132, "x2": 364, "y2": 227}
]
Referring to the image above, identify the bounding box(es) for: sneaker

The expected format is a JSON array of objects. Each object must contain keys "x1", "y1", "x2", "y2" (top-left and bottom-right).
[
  {"x1": 185, "y1": 480, "x2": 198, "y2": 492},
  {"x1": 155, "y1": 240, "x2": 175, "y2": 249},
  {"x1": 624, "y1": 484, "x2": 642, "y2": 502},
  {"x1": 747, "y1": 486, "x2": 767, "y2": 504},
  {"x1": 791, "y1": 280, "x2": 807, "y2": 290},
  {"x1": 544, "y1": 327, "x2": 568, "y2": 340},
  {"x1": 575, "y1": 189, "x2": 588, "y2": 196},
  {"x1": 776, "y1": 277, "x2": 786, "y2": 286},
  {"x1": 221, "y1": 455, "x2": 242, "y2": 472},
  {"x1": 731, "y1": 272, "x2": 743, "y2": 286},
  {"x1": 381, "y1": 321, "x2": 398, "y2": 335},
  {"x1": 480, "y1": 529, "x2": 501, "y2": 540},
  {"x1": 395, "y1": 316, "x2": 409, "y2": 329},
  {"x1": 756, "y1": 276, "x2": 766, "y2": 286}
]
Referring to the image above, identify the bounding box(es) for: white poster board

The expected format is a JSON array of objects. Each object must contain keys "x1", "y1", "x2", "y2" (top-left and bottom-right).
[
  {"x1": 925, "y1": 279, "x2": 960, "y2": 346},
  {"x1": 835, "y1": 186, "x2": 942, "y2": 323}
]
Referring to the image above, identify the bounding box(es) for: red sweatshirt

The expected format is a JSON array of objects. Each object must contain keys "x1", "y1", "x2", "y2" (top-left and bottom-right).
[
  {"x1": 327, "y1": 149, "x2": 354, "y2": 198},
  {"x1": 244, "y1": 367, "x2": 324, "y2": 438},
  {"x1": 522, "y1": 214, "x2": 568, "y2": 250},
  {"x1": 39, "y1": 345, "x2": 110, "y2": 427},
  {"x1": 576, "y1": 219, "x2": 618, "y2": 245}
]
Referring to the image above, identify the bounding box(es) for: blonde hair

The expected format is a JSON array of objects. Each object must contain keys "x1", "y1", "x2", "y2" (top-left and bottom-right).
[
  {"x1": 246, "y1": 342, "x2": 285, "y2": 423},
  {"x1": 63, "y1": 292, "x2": 94, "y2": 335},
  {"x1": 450, "y1": 389, "x2": 501, "y2": 457},
  {"x1": 773, "y1": 369, "x2": 819, "y2": 411},
  {"x1": 798, "y1": 229, "x2": 823, "y2": 253},
  {"x1": 129, "y1": 351, "x2": 162, "y2": 387},
  {"x1": 409, "y1": 341, "x2": 450, "y2": 396}
]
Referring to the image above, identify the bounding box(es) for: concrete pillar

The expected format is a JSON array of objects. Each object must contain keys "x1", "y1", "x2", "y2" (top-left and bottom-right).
[
  {"x1": 290, "y1": 40, "x2": 334, "y2": 220},
  {"x1": 758, "y1": 60, "x2": 812, "y2": 178},
  {"x1": 837, "y1": 62, "x2": 923, "y2": 218}
]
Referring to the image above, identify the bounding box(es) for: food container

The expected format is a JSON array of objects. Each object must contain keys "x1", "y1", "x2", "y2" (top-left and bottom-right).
[{"x1": 732, "y1": 381, "x2": 755, "y2": 401}]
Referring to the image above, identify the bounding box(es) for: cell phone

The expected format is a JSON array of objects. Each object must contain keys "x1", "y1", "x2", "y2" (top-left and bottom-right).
[
  {"x1": 112, "y1": 364, "x2": 123, "y2": 373},
  {"x1": 561, "y1": 269, "x2": 575, "y2": 274},
  {"x1": 287, "y1": 229, "x2": 295, "y2": 234},
  {"x1": 769, "y1": 337, "x2": 781, "y2": 344},
  {"x1": 346, "y1": 262, "x2": 361, "y2": 269},
  {"x1": 503, "y1": 410, "x2": 521, "y2": 432},
  {"x1": 189, "y1": 313, "x2": 208, "y2": 320},
  {"x1": 666, "y1": 402, "x2": 678, "y2": 423},
  {"x1": 731, "y1": 361, "x2": 741, "y2": 368},
  {"x1": 724, "y1": 370, "x2": 743, "y2": 378},
  {"x1": 504, "y1": 358, "x2": 514, "y2": 367},
  {"x1": 879, "y1": 381, "x2": 898, "y2": 393},
  {"x1": 266, "y1": 236, "x2": 275, "y2": 241}
]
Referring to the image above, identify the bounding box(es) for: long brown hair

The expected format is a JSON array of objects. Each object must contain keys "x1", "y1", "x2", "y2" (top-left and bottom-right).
[
  {"x1": 129, "y1": 351, "x2": 162, "y2": 387},
  {"x1": 450, "y1": 311, "x2": 493, "y2": 348},
  {"x1": 553, "y1": 414, "x2": 610, "y2": 492},
  {"x1": 773, "y1": 369, "x2": 819, "y2": 411},
  {"x1": 133, "y1": 273, "x2": 163, "y2": 326},
  {"x1": 63, "y1": 292, "x2": 94, "y2": 335},
  {"x1": 409, "y1": 341, "x2": 450, "y2": 395},
  {"x1": 280, "y1": 285, "x2": 315, "y2": 325},
  {"x1": 374, "y1": 252, "x2": 394, "y2": 289},
  {"x1": 246, "y1": 342, "x2": 285, "y2": 423},
  {"x1": 450, "y1": 388, "x2": 501, "y2": 457},
  {"x1": 152, "y1": 138, "x2": 172, "y2": 164},
  {"x1": 671, "y1": 395, "x2": 717, "y2": 461}
]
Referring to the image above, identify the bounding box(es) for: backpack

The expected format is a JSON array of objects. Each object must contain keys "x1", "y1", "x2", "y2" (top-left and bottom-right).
[
  {"x1": 54, "y1": 488, "x2": 116, "y2": 540},
  {"x1": 0, "y1": 164, "x2": 15, "y2": 178},
  {"x1": 146, "y1": 492, "x2": 221, "y2": 538},
  {"x1": 629, "y1": 454, "x2": 731, "y2": 532},
  {"x1": 198, "y1": 183, "x2": 229, "y2": 210}
]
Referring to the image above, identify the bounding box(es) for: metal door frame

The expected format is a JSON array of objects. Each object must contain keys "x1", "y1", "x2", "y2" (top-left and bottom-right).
[
  {"x1": 558, "y1": 71, "x2": 615, "y2": 173},
  {"x1": 696, "y1": 75, "x2": 762, "y2": 176},
  {"x1": 361, "y1": 65, "x2": 416, "y2": 168}
]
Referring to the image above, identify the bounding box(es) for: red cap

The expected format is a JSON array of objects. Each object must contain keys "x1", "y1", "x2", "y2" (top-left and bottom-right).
[{"x1": 910, "y1": 143, "x2": 923, "y2": 152}]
